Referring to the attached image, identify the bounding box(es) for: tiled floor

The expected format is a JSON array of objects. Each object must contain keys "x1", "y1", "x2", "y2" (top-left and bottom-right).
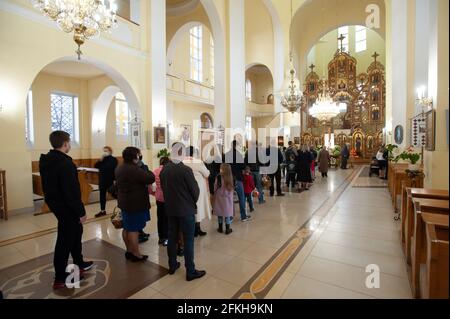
[{"x1": 0, "y1": 167, "x2": 412, "y2": 299}]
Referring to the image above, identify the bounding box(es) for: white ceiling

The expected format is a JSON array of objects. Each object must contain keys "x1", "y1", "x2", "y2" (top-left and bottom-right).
[{"x1": 41, "y1": 61, "x2": 105, "y2": 79}]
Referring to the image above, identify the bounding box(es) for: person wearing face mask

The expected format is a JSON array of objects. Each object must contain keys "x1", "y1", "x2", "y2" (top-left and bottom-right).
[
  {"x1": 115, "y1": 147, "x2": 155, "y2": 262},
  {"x1": 94, "y1": 146, "x2": 118, "y2": 218},
  {"x1": 39, "y1": 131, "x2": 94, "y2": 289}
]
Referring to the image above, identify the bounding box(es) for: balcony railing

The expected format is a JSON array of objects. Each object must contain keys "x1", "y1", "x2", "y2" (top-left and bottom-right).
[{"x1": 166, "y1": 74, "x2": 214, "y2": 105}]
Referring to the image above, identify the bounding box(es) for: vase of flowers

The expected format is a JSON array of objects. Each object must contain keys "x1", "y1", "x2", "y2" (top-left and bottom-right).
[
  {"x1": 157, "y1": 148, "x2": 170, "y2": 158},
  {"x1": 394, "y1": 146, "x2": 421, "y2": 171},
  {"x1": 385, "y1": 144, "x2": 399, "y2": 161}
]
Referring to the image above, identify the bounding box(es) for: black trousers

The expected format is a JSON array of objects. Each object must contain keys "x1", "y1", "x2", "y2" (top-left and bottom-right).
[
  {"x1": 156, "y1": 201, "x2": 168, "y2": 240},
  {"x1": 269, "y1": 169, "x2": 282, "y2": 195},
  {"x1": 341, "y1": 157, "x2": 348, "y2": 169},
  {"x1": 54, "y1": 217, "x2": 83, "y2": 281},
  {"x1": 99, "y1": 182, "x2": 113, "y2": 211},
  {"x1": 286, "y1": 172, "x2": 296, "y2": 187},
  {"x1": 167, "y1": 215, "x2": 196, "y2": 274}
]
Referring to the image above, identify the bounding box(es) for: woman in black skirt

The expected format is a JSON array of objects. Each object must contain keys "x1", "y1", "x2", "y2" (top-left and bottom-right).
[{"x1": 296, "y1": 145, "x2": 313, "y2": 191}]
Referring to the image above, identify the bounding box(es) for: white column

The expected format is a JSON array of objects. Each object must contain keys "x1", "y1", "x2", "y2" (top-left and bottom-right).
[
  {"x1": 414, "y1": 0, "x2": 430, "y2": 115},
  {"x1": 229, "y1": 0, "x2": 246, "y2": 130},
  {"x1": 150, "y1": 0, "x2": 166, "y2": 164},
  {"x1": 387, "y1": 0, "x2": 408, "y2": 147}
]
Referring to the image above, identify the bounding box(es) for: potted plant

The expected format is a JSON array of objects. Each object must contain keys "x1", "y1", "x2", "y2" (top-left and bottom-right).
[
  {"x1": 394, "y1": 146, "x2": 421, "y2": 171},
  {"x1": 385, "y1": 144, "x2": 399, "y2": 161},
  {"x1": 157, "y1": 148, "x2": 170, "y2": 158}
]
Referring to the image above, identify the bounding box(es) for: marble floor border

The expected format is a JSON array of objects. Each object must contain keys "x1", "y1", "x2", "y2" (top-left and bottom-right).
[
  {"x1": 0, "y1": 213, "x2": 113, "y2": 247},
  {"x1": 232, "y1": 167, "x2": 362, "y2": 299}
]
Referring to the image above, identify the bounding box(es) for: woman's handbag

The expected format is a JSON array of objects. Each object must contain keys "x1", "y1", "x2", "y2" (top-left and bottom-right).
[
  {"x1": 261, "y1": 175, "x2": 271, "y2": 188},
  {"x1": 111, "y1": 206, "x2": 123, "y2": 229}
]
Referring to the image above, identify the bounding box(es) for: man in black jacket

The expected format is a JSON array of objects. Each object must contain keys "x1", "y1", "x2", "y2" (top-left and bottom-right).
[
  {"x1": 94, "y1": 146, "x2": 118, "y2": 218},
  {"x1": 160, "y1": 143, "x2": 206, "y2": 281},
  {"x1": 266, "y1": 144, "x2": 285, "y2": 197},
  {"x1": 39, "y1": 131, "x2": 93, "y2": 289}
]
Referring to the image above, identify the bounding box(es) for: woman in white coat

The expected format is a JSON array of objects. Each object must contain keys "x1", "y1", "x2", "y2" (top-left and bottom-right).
[{"x1": 183, "y1": 146, "x2": 212, "y2": 237}]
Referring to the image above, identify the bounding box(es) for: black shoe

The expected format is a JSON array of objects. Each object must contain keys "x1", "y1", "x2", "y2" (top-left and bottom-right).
[
  {"x1": 159, "y1": 239, "x2": 168, "y2": 247},
  {"x1": 139, "y1": 231, "x2": 150, "y2": 238},
  {"x1": 95, "y1": 211, "x2": 106, "y2": 218},
  {"x1": 130, "y1": 254, "x2": 148, "y2": 262},
  {"x1": 138, "y1": 236, "x2": 149, "y2": 244},
  {"x1": 186, "y1": 270, "x2": 206, "y2": 281},
  {"x1": 218, "y1": 223, "x2": 223, "y2": 233},
  {"x1": 198, "y1": 229, "x2": 207, "y2": 236},
  {"x1": 225, "y1": 224, "x2": 233, "y2": 235},
  {"x1": 125, "y1": 252, "x2": 132, "y2": 260},
  {"x1": 169, "y1": 262, "x2": 181, "y2": 275},
  {"x1": 276, "y1": 193, "x2": 285, "y2": 197},
  {"x1": 177, "y1": 247, "x2": 184, "y2": 257},
  {"x1": 77, "y1": 261, "x2": 94, "y2": 272},
  {"x1": 250, "y1": 208, "x2": 255, "y2": 212}
]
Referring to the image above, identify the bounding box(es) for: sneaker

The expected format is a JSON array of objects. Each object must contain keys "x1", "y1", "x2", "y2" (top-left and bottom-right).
[
  {"x1": 242, "y1": 216, "x2": 252, "y2": 222},
  {"x1": 169, "y1": 262, "x2": 181, "y2": 275},
  {"x1": 77, "y1": 261, "x2": 94, "y2": 272},
  {"x1": 95, "y1": 211, "x2": 107, "y2": 218},
  {"x1": 186, "y1": 270, "x2": 206, "y2": 282}
]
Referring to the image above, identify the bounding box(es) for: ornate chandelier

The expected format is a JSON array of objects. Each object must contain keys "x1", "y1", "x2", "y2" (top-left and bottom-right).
[
  {"x1": 32, "y1": 0, "x2": 118, "y2": 60},
  {"x1": 280, "y1": 63, "x2": 303, "y2": 113},
  {"x1": 279, "y1": 0, "x2": 302, "y2": 114},
  {"x1": 309, "y1": 84, "x2": 345, "y2": 122}
]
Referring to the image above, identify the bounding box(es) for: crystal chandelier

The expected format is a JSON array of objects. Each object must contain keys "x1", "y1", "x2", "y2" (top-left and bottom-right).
[
  {"x1": 279, "y1": 0, "x2": 302, "y2": 114},
  {"x1": 32, "y1": 0, "x2": 118, "y2": 60},
  {"x1": 309, "y1": 84, "x2": 345, "y2": 122}
]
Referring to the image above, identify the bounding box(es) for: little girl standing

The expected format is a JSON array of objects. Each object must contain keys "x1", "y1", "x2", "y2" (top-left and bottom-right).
[{"x1": 213, "y1": 164, "x2": 234, "y2": 235}]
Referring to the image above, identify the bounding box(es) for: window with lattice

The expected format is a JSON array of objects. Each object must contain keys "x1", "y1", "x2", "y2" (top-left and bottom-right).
[
  {"x1": 115, "y1": 92, "x2": 130, "y2": 136},
  {"x1": 51, "y1": 93, "x2": 78, "y2": 142}
]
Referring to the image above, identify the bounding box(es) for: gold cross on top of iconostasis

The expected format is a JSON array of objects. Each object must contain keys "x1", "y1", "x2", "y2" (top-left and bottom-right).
[
  {"x1": 372, "y1": 51, "x2": 380, "y2": 62},
  {"x1": 309, "y1": 64, "x2": 315, "y2": 73},
  {"x1": 338, "y1": 34, "x2": 346, "y2": 52}
]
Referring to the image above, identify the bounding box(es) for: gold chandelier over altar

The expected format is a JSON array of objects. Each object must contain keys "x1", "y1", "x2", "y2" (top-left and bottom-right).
[
  {"x1": 32, "y1": 0, "x2": 118, "y2": 60},
  {"x1": 309, "y1": 84, "x2": 346, "y2": 122}
]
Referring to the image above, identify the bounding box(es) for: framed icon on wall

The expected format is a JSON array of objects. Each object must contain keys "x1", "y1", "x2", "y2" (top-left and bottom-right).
[
  {"x1": 394, "y1": 125, "x2": 404, "y2": 145},
  {"x1": 425, "y1": 110, "x2": 436, "y2": 151},
  {"x1": 153, "y1": 127, "x2": 166, "y2": 144}
]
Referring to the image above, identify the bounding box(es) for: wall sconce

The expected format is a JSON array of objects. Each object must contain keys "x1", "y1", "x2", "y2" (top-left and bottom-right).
[{"x1": 416, "y1": 86, "x2": 433, "y2": 109}]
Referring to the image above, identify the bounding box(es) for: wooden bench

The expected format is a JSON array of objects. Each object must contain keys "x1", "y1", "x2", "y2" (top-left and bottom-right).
[
  {"x1": 410, "y1": 199, "x2": 449, "y2": 298},
  {"x1": 401, "y1": 188, "x2": 449, "y2": 256},
  {"x1": 388, "y1": 162, "x2": 408, "y2": 196},
  {"x1": 420, "y1": 213, "x2": 449, "y2": 299}
]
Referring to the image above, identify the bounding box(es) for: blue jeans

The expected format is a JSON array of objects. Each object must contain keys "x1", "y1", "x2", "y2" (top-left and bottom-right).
[
  {"x1": 218, "y1": 216, "x2": 232, "y2": 225},
  {"x1": 245, "y1": 194, "x2": 254, "y2": 211},
  {"x1": 167, "y1": 215, "x2": 196, "y2": 274},
  {"x1": 234, "y1": 181, "x2": 247, "y2": 220},
  {"x1": 252, "y1": 172, "x2": 265, "y2": 203}
]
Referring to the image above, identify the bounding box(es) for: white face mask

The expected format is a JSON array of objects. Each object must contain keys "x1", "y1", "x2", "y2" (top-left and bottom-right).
[{"x1": 103, "y1": 152, "x2": 110, "y2": 157}]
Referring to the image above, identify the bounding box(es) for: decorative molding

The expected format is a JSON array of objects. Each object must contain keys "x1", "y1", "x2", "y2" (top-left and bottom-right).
[{"x1": 167, "y1": 0, "x2": 200, "y2": 17}]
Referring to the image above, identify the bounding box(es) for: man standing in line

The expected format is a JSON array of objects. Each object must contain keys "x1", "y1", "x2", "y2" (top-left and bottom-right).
[
  {"x1": 160, "y1": 143, "x2": 206, "y2": 281},
  {"x1": 39, "y1": 131, "x2": 93, "y2": 289}
]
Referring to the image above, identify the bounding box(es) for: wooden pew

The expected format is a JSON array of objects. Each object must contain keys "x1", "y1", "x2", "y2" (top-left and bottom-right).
[
  {"x1": 401, "y1": 188, "x2": 449, "y2": 256},
  {"x1": 410, "y1": 199, "x2": 449, "y2": 298},
  {"x1": 420, "y1": 213, "x2": 449, "y2": 299},
  {"x1": 388, "y1": 162, "x2": 408, "y2": 196}
]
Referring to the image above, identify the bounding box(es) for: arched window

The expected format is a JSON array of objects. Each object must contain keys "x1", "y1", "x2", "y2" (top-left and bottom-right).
[
  {"x1": 51, "y1": 92, "x2": 79, "y2": 143},
  {"x1": 190, "y1": 25, "x2": 203, "y2": 82},
  {"x1": 355, "y1": 25, "x2": 367, "y2": 53},
  {"x1": 245, "y1": 116, "x2": 252, "y2": 141},
  {"x1": 25, "y1": 90, "x2": 34, "y2": 145},
  {"x1": 115, "y1": 92, "x2": 130, "y2": 136},
  {"x1": 246, "y1": 79, "x2": 252, "y2": 101}
]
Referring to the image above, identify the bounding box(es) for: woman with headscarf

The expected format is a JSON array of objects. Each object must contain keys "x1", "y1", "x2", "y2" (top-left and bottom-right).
[{"x1": 296, "y1": 145, "x2": 313, "y2": 191}]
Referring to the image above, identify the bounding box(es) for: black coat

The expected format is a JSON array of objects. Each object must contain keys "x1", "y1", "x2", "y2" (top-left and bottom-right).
[
  {"x1": 297, "y1": 151, "x2": 313, "y2": 183},
  {"x1": 39, "y1": 150, "x2": 86, "y2": 222},
  {"x1": 224, "y1": 149, "x2": 245, "y2": 182},
  {"x1": 115, "y1": 163, "x2": 155, "y2": 213},
  {"x1": 94, "y1": 155, "x2": 118, "y2": 187},
  {"x1": 160, "y1": 161, "x2": 200, "y2": 217}
]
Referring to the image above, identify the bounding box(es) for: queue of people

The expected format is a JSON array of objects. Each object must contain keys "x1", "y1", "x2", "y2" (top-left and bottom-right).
[{"x1": 40, "y1": 129, "x2": 342, "y2": 289}]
